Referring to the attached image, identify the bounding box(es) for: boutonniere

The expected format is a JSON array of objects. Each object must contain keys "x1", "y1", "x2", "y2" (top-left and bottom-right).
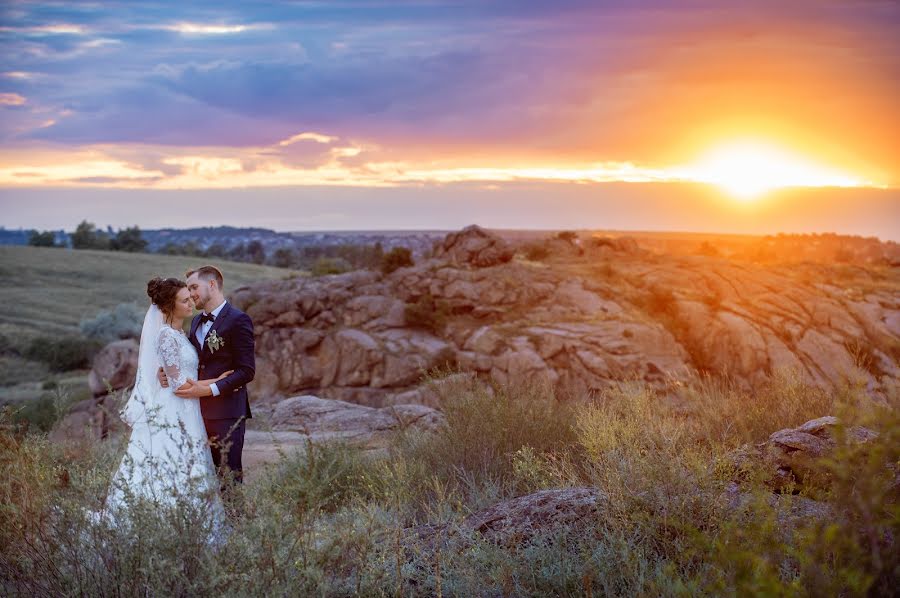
[{"x1": 206, "y1": 329, "x2": 225, "y2": 353}]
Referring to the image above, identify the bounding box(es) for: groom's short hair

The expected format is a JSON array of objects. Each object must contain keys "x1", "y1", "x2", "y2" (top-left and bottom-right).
[{"x1": 186, "y1": 265, "x2": 224, "y2": 290}]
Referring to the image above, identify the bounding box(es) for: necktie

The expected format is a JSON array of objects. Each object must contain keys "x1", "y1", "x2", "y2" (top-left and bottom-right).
[{"x1": 199, "y1": 313, "x2": 215, "y2": 325}]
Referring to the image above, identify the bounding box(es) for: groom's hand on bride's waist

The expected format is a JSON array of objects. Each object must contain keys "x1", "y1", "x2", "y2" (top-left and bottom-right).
[
  {"x1": 174, "y1": 370, "x2": 232, "y2": 399},
  {"x1": 157, "y1": 367, "x2": 168, "y2": 388},
  {"x1": 174, "y1": 378, "x2": 213, "y2": 398}
]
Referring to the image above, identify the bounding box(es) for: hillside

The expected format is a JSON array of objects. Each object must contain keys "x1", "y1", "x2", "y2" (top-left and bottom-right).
[{"x1": 0, "y1": 246, "x2": 297, "y2": 340}]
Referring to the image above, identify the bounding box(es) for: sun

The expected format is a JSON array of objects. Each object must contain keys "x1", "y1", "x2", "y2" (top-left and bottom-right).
[{"x1": 678, "y1": 141, "x2": 868, "y2": 201}]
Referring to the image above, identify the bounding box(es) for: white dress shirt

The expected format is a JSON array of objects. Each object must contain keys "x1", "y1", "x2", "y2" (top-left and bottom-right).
[{"x1": 197, "y1": 300, "x2": 226, "y2": 396}]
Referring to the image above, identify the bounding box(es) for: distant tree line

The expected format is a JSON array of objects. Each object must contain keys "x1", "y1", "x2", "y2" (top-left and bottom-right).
[
  {"x1": 158, "y1": 238, "x2": 414, "y2": 274},
  {"x1": 29, "y1": 220, "x2": 147, "y2": 252},
  {"x1": 27, "y1": 220, "x2": 416, "y2": 274}
]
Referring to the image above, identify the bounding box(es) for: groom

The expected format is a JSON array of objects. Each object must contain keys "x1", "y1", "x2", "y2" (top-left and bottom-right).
[{"x1": 160, "y1": 265, "x2": 255, "y2": 485}]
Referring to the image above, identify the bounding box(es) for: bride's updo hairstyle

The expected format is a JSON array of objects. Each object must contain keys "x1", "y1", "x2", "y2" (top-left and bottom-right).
[{"x1": 147, "y1": 277, "x2": 187, "y2": 317}]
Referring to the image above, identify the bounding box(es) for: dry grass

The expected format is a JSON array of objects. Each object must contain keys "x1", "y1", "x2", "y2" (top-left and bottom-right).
[
  {"x1": 0, "y1": 245, "x2": 297, "y2": 340},
  {"x1": 2, "y1": 370, "x2": 897, "y2": 596}
]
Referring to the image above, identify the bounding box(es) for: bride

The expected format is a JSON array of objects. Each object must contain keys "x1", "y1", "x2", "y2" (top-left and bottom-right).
[{"x1": 103, "y1": 277, "x2": 227, "y2": 538}]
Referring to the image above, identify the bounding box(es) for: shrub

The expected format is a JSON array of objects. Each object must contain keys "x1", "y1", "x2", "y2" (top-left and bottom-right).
[
  {"x1": 397, "y1": 376, "x2": 578, "y2": 499},
  {"x1": 310, "y1": 257, "x2": 351, "y2": 277},
  {"x1": 109, "y1": 226, "x2": 147, "y2": 253},
  {"x1": 28, "y1": 230, "x2": 59, "y2": 247},
  {"x1": 7, "y1": 391, "x2": 66, "y2": 432},
  {"x1": 639, "y1": 285, "x2": 678, "y2": 318},
  {"x1": 696, "y1": 241, "x2": 720, "y2": 257},
  {"x1": 380, "y1": 246, "x2": 413, "y2": 274},
  {"x1": 267, "y1": 440, "x2": 382, "y2": 514},
  {"x1": 80, "y1": 302, "x2": 144, "y2": 342},
  {"x1": 70, "y1": 220, "x2": 110, "y2": 250},
  {"x1": 24, "y1": 335, "x2": 102, "y2": 372},
  {"x1": 523, "y1": 242, "x2": 550, "y2": 261},
  {"x1": 556, "y1": 230, "x2": 578, "y2": 242},
  {"x1": 404, "y1": 292, "x2": 450, "y2": 334}
]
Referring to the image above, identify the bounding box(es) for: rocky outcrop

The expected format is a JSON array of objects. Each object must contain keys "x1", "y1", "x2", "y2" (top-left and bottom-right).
[
  {"x1": 87, "y1": 339, "x2": 139, "y2": 397},
  {"x1": 270, "y1": 394, "x2": 444, "y2": 443},
  {"x1": 231, "y1": 226, "x2": 900, "y2": 408},
  {"x1": 432, "y1": 224, "x2": 514, "y2": 268}
]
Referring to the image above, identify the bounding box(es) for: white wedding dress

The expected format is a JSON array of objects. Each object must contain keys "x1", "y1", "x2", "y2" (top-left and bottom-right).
[{"x1": 104, "y1": 305, "x2": 225, "y2": 541}]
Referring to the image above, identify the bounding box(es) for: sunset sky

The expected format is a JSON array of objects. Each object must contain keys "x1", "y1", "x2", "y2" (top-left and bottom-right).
[{"x1": 1, "y1": 1, "x2": 898, "y2": 238}]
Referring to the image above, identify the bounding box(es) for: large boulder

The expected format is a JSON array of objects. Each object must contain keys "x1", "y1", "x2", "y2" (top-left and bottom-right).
[
  {"x1": 88, "y1": 339, "x2": 139, "y2": 397},
  {"x1": 730, "y1": 415, "x2": 879, "y2": 492},
  {"x1": 243, "y1": 395, "x2": 445, "y2": 482},
  {"x1": 432, "y1": 225, "x2": 514, "y2": 268},
  {"x1": 269, "y1": 394, "x2": 444, "y2": 446},
  {"x1": 50, "y1": 395, "x2": 127, "y2": 443}
]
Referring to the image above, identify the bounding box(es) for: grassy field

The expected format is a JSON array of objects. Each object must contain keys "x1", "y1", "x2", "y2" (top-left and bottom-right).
[
  {"x1": 0, "y1": 246, "x2": 296, "y2": 340},
  {"x1": 1, "y1": 372, "x2": 897, "y2": 596}
]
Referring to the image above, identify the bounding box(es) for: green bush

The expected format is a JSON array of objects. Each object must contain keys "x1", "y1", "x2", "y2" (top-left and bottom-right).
[
  {"x1": 638, "y1": 285, "x2": 678, "y2": 318},
  {"x1": 8, "y1": 393, "x2": 59, "y2": 432},
  {"x1": 397, "y1": 376, "x2": 578, "y2": 499},
  {"x1": 109, "y1": 226, "x2": 147, "y2": 253},
  {"x1": 380, "y1": 246, "x2": 413, "y2": 274},
  {"x1": 80, "y1": 302, "x2": 144, "y2": 342},
  {"x1": 523, "y1": 242, "x2": 550, "y2": 261},
  {"x1": 268, "y1": 440, "x2": 382, "y2": 514},
  {"x1": 403, "y1": 292, "x2": 450, "y2": 334},
  {"x1": 310, "y1": 257, "x2": 351, "y2": 276},
  {"x1": 24, "y1": 335, "x2": 102, "y2": 372},
  {"x1": 70, "y1": 220, "x2": 110, "y2": 250},
  {"x1": 27, "y1": 230, "x2": 59, "y2": 247}
]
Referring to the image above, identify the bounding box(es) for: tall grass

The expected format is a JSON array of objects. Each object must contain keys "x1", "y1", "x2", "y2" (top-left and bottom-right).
[{"x1": 1, "y1": 370, "x2": 897, "y2": 596}]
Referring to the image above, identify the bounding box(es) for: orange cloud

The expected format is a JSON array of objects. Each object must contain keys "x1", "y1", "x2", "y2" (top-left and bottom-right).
[{"x1": 0, "y1": 93, "x2": 26, "y2": 106}]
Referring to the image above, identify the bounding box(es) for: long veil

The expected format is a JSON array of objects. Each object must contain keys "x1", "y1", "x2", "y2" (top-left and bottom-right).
[{"x1": 120, "y1": 303, "x2": 163, "y2": 427}]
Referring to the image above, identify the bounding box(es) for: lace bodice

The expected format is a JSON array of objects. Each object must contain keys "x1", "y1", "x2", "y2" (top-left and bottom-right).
[{"x1": 156, "y1": 326, "x2": 199, "y2": 389}]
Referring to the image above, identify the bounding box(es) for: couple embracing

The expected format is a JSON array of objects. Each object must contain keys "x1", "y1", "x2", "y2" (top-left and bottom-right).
[{"x1": 104, "y1": 265, "x2": 254, "y2": 536}]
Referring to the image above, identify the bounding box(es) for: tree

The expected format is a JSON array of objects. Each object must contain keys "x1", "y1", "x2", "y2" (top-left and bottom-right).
[
  {"x1": 28, "y1": 230, "x2": 58, "y2": 247},
  {"x1": 228, "y1": 242, "x2": 248, "y2": 262},
  {"x1": 381, "y1": 246, "x2": 413, "y2": 274},
  {"x1": 205, "y1": 243, "x2": 227, "y2": 258},
  {"x1": 271, "y1": 247, "x2": 296, "y2": 268},
  {"x1": 110, "y1": 226, "x2": 147, "y2": 253},
  {"x1": 71, "y1": 220, "x2": 109, "y2": 250},
  {"x1": 246, "y1": 240, "x2": 266, "y2": 264}
]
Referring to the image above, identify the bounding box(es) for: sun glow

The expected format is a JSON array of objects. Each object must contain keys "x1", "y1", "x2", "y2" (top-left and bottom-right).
[{"x1": 677, "y1": 141, "x2": 871, "y2": 200}]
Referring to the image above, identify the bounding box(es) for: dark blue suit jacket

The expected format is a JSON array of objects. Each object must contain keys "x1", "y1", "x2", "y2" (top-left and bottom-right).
[{"x1": 189, "y1": 302, "x2": 254, "y2": 421}]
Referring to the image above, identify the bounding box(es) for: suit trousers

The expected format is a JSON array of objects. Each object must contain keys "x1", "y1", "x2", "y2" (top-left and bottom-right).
[{"x1": 204, "y1": 417, "x2": 246, "y2": 485}]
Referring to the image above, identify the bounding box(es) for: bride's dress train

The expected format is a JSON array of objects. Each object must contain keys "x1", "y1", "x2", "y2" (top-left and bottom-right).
[{"x1": 101, "y1": 306, "x2": 225, "y2": 542}]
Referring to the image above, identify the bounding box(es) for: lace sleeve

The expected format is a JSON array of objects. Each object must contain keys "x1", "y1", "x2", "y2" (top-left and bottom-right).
[{"x1": 156, "y1": 328, "x2": 187, "y2": 388}]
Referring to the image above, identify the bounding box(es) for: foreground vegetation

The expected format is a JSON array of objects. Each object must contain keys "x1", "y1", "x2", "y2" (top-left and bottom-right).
[{"x1": 1, "y1": 371, "x2": 897, "y2": 596}]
